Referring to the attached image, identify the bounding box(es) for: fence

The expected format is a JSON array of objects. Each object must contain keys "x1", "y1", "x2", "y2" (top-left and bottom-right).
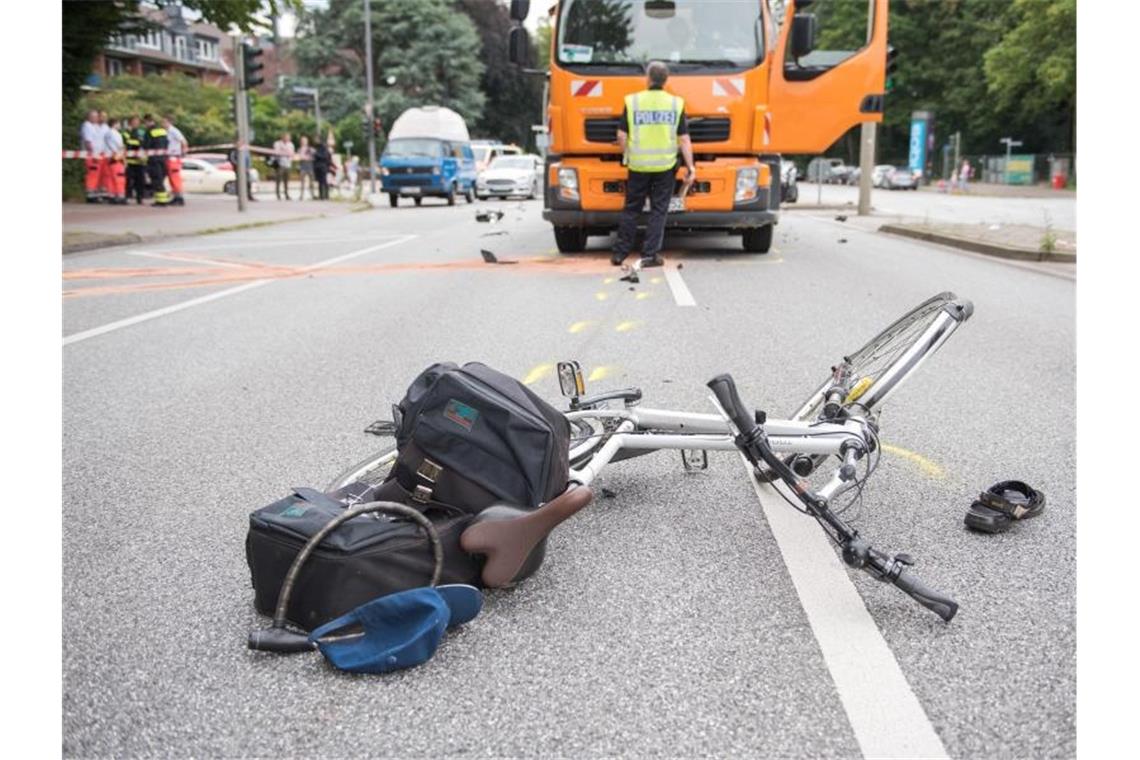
[{"x1": 940, "y1": 152, "x2": 1076, "y2": 186}]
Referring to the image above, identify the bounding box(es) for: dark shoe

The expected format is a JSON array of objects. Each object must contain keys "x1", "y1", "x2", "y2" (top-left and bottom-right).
[
  {"x1": 171, "y1": 197, "x2": 185, "y2": 206},
  {"x1": 610, "y1": 251, "x2": 627, "y2": 266},
  {"x1": 640, "y1": 254, "x2": 665, "y2": 268}
]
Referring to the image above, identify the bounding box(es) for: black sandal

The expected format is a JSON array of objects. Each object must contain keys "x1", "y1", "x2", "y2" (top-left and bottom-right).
[{"x1": 965, "y1": 480, "x2": 1045, "y2": 533}]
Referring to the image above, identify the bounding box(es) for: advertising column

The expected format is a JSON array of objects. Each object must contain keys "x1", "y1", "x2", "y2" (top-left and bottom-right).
[{"x1": 909, "y1": 111, "x2": 935, "y2": 180}]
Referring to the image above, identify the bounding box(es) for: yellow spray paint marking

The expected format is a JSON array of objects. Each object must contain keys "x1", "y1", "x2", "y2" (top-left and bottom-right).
[
  {"x1": 602, "y1": 277, "x2": 617, "y2": 285},
  {"x1": 522, "y1": 363, "x2": 554, "y2": 385},
  {"x1": 567, "y1": 320, "x2": 595, "y2": 334},
  {"x1": 635, "y1": 292, "x2": 652, "y2": 301},
  {"x1": 587, "y1": 366, "x2": 613, "y2": 382},
  {"x1": 650, "y1": 277, "x2": 663, "y2": 285},
  {"x1": 595, "y1": 291, "x2": 609, "y2": 301},
  {"x1": 881, "y1": 444, "x2": 945, "y2": 480},
  {"x1": 614, "y1": 320, "x2": 642, "y2": 333}
]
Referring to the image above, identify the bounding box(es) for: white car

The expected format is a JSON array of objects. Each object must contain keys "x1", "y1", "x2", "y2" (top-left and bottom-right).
[
  {"x1": 182, "y1": 154, "x2": 260, "y2": 194},
  {"x1": 872, "y1": 164, "x2": 894, "y2": 188},
  {"x1": 476, "y1": 155, "x2": 542, "y2": 200}
]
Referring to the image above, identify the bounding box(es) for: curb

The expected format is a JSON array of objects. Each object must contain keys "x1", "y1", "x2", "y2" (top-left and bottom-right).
[
  {"x1": 878, "y1": 223, "x2": 1076, "y2": 263},
  {"x1": 62, "y1": 204, "x2": 373, "y2": 255}
]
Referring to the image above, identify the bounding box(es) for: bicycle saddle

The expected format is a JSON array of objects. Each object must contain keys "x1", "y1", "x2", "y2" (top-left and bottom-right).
[{"x1": 460, "y1": 485, "x2": 594, "y2": 588}]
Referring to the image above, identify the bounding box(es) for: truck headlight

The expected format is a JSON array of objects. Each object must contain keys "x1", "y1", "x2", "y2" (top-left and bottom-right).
[
  {"x1": 380, "y1": 167, "x2": 389, "y2": 176},
  {"x1": 735, "y1": 168, "x2": 759, "y2": 202},
  {"x1": 557, "y1": 167, "x2": 579, "y2": 201},
  {"x1": 432, "y1": 166, "x2": 441, "y2": 175}
]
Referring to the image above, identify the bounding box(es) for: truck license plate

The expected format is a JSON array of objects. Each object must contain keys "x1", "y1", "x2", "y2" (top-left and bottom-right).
[
  {"x1": 642, "y1": 197, "x2": 687, "y2": 212},
  {"x1": 401, "y1": 187, "x2": 420, "y2": 195}
]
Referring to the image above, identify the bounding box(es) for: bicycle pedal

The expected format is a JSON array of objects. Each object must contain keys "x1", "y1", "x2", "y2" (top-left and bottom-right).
[
  {"x1": 681, "y1": 449, "x2": 708, "y2": 471},
  {"x1": 364, "y1": 419, "x2": 398, "y2": 437}
]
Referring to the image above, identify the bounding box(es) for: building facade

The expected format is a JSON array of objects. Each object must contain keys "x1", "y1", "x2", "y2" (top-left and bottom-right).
[{"x1": 92, "y1": 5, "x2": 232, "y2": 87}]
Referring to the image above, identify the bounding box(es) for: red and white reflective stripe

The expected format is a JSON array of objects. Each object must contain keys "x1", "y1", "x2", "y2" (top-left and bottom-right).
[
  {"x1": 60, "y1": 143, "x2": 247, "y2": 159},
  {"x1": 763, "y1": 112, "x2": 772, "y2": 146},
  {"x1": 571, "y1": 79, "x2": 602, "y2": 97},
  {"x1": 711, "y1": 77, "x2": 745, "y2": 97}
]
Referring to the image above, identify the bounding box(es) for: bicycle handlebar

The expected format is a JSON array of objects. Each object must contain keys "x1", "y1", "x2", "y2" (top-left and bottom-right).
[
  {"x1": 707, "y1": 371, "x2": 959, "y2": 623},
  {"x1": 707, "y1": 374, "x2": 756, "y2": 438},
  {"x1": 891, "y1": 567, "x2": 959, "y2": 622}
]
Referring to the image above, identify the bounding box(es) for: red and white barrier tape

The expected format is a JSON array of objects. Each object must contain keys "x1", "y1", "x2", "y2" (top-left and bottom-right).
[{"x1": 62, "y1": 143, "x2": 276, "y2": 159}]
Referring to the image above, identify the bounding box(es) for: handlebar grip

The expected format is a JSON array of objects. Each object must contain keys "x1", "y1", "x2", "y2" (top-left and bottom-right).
[
  {"x1": 892, "y1": 568, "x2": 959, "y2": 622},
  {"x1": 248, "y1": 626, "x2": 316, "y2": 653},
  {"x1": 707, "y1": 374, "x2": 756, "y2": 436}
]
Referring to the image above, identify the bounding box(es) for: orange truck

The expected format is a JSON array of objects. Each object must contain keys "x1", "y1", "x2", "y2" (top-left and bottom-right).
[{"x1": 507, "y1": 0, "x2": 888, "y2": 253}]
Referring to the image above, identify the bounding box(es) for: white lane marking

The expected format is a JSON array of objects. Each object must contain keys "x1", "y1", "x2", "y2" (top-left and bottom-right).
[
  {"x1": 745, "y1": 467, "x2": 949, "y2": 760},
  {"x1": 124, "y1": 250, "x2": 249, "y2": 269},
  {"x1": 63, "y1": 235, "x2": 417, "y2": 346},
  {"x1": 663, "y1": 262, "x2": 696, "y2": 306}
]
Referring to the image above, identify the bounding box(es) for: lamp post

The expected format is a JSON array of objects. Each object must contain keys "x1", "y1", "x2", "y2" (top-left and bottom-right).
[{"x1": 363, "y1": 0, "x2": 377, "y2": 195}]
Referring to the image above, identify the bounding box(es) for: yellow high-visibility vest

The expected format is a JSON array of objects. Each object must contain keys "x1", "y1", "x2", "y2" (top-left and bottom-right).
[{"x1": 624, "y1": 89, "x2": 684, "y2": 173}]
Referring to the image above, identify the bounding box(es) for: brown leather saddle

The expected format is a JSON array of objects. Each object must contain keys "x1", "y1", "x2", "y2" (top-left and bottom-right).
[{"x1": 460, "y1": 485, "x2": 594, "y2": 588}]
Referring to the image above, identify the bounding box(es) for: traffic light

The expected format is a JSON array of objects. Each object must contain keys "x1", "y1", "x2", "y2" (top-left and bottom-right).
[
  {"x1": 242, "y1": 42, "x2": 264, "y2": 89},
  {"x1": 885, "y1": 44, "x2": 898, "y2": 93}
]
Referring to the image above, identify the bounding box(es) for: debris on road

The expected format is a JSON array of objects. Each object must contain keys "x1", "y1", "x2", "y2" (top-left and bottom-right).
[
  {"x1": 480, "y1": 249, "x2": 517, "y2": 265},
  {"x1": 838, "y1": 238, "x2": 848, "y2": 244},
  {"x1": 476, "y1": 209, "x2": 505, "y2": 223},
  {"x1": 835, "y1": 215, "x2": 848, "y2": 222}
]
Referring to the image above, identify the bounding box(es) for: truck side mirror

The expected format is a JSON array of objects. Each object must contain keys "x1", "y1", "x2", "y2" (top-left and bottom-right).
[
  {"x1": 509, "y1": 26, "x2": 531, "y2": 67},
  {"x1": 790, "y1": 13, "x2": 817, "y2": 60},
  {"x1": 510, "y1": 0, "x2": 530, "y2": 22}
]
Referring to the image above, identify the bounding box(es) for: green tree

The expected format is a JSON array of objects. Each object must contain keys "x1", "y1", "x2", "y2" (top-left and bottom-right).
[
  {"x1": 458, "y1": 0, "x2": 543, "y2": 148},
  {"x1": 62, "y1": 0, "x2": 301, "y2": 107},
  {"x1": 293, "y1": 0, "x2": 486, "y2": 130},
  {"x1": 535, "y1": 15, "x2": 553, "y2": 70},
  {"x1": 983, "y1": 0, "x2": 1075, "y2": 151}
]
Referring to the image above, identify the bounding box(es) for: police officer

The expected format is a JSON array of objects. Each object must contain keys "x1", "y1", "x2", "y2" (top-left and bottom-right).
[
  {"x1": 612, "y1": 61, "x2": 695, "y2": 268},
  {"x1": 124, "y1": 115, "x2": 147, "y2": 205},
  {"x1": 144, "y1": 114, "x2": 171, "y2": 206}
]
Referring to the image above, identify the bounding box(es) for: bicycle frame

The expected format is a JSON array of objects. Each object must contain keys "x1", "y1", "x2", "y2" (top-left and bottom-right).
[{"x1": 568, "y1": 408, "x2": 872, "y2": 504}]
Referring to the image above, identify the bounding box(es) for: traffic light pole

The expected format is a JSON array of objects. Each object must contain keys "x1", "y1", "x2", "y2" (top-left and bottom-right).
[
  {"x1": 233, "y1": 37, "x2": 248, "y2": 212},
  {"x1": 857, "y1": 8, "x2": 876, "y2": 216},
  {"x1": 363, "y1": 0, "x2": 378, "y2": 195}
]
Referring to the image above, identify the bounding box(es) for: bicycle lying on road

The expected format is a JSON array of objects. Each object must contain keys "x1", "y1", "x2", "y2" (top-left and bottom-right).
[{"x1": 330, "y1": 292, "x2": 974, "y2": 622}]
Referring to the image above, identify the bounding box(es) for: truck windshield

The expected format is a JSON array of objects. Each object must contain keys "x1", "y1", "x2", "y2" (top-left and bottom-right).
[
  {"x1": 384, "y1": 139, "x2": 443, "y2": 158},
  {"x1": 557, "y1": 0, "x2": 762, "y2": 69}
]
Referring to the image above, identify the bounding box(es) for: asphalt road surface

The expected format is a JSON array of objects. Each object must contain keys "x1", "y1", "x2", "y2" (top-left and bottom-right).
[{"x1": 63, "y1": 195, "x2": 1075, "y2": 758}]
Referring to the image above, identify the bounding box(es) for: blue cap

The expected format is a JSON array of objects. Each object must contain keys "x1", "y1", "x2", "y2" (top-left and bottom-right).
[{"x1": 309, "y1": 585, "x2": 482, "y2": 675}]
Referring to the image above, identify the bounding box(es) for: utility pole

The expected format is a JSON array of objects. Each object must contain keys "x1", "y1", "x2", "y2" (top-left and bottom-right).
[
  {"x1": 363, "y1": 0, "x2": 378, "y2": 195},
  {"x1": 857, "y1": 3, "x2": 876, "y2": 216},
  {"x1": 233, "y1": 35, "x2": 248, "y2": 212},
  {"x1": 952, "y1": 131, "x2": 961, "y2": 179}
]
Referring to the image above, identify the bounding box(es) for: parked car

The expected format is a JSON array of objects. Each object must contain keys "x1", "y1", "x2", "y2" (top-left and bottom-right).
[
  {"x1": 476, "y1": 154, "x2": 542, "y2": 200},
  {"x1": 471, "y1": 140, "x2": 522, "y2": 174},
  {"x1": 381, "y1": 106, "x2": 478, "y2": 207},
  {"x1": 179, "y1": 156, "x2": 260, "y2": 194},
  {"x1": 885, "y1": 166, "x2": 919, "y2": 190},
  {"x1": 185, "y1": 153, "x2": 260, "y2": 193},
  {"x1": 845, "y1": 167, "x2": 861, "y2": 186},
  {"x1": 780, "y1": 159, "x2": 798, "y2": 203},
  {"x1": 872, "y1": 164, "x2": 894, "y2": 188},
  {"x1": 806, "y1": 157, "x2": 848, "y2": 183}
]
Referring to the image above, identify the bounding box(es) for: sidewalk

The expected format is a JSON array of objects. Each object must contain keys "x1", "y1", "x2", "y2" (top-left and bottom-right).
[
  {"x1": 62, "y1": 193, "x2": 369, "y2": 253},
  {"x1": 879, "y1": 220, "x2": 1076, "y2": 262}
]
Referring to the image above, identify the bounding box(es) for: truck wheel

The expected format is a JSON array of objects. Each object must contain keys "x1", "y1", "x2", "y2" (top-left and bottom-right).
[
  {"x1": 465, "y1": 185, "x2": 475, "y2": 203},
  {"x1": 446, "y1": 183, "x2": 457, "y2": 206},
  {"x1": 414, "y1": 196, "x2": 423, "y2": 206},
  {"x1": 553, "y1": 226, "x2": 587, "y2": 254},
  {"x1": 742, "y1": 225, "x2": 773, "y2": 254},
  {"x1": 785, "y1": 184, "x2": 798, "y2": 203},
  {"x1": 389, "y1": 193, "x2": 398, "y2": 207}
]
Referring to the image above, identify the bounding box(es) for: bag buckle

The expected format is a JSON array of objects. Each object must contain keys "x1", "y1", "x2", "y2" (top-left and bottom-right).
[{"x1": 412, "y1": 459, "x2": 443, "y2": 503}]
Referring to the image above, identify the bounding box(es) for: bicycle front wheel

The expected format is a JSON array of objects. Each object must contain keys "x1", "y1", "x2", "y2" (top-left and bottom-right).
[{"x1": 793, "y1": 292, "x2": 973, "y2": 421}]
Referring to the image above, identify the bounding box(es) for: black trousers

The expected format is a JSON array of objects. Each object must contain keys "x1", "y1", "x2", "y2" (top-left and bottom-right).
[
  {"x1": 126, "y1": 164, "x2": 146, "y2": 203},
  {"x1": 147, "y1": 157, "x2": 166, "y2": 199},
  {"x1": 275, "y1": 165, "x2": 291, "y2": 199},
  {"x1": 315, "y1": 169, "x2": 329, "y2": 200},
  {"x1": 614, "y1": 168, "x2": 674, "y2": 258}
]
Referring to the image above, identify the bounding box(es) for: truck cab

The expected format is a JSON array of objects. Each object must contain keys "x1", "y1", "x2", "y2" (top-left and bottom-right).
[
  {"x1": 511, "y1": 0, "x2": 888, "y2": 253},
  {"x1": 381, "y1": 106, "x2": 478, "y2": 207}
]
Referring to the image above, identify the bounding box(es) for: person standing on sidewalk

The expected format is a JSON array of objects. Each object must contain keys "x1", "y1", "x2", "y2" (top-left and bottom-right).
[
  {"x1": 296, "y1": 135, "x2": 314, "y2": 200},
  {"x1": 124, "y1": 115, "x2": 147, "y2": 205},
  {"x1": 272, "y1": 132, "x2": 295, "y2": 200},
  {"x1": 143, "y1": 114, "x2": 171, "y2": 206},
  {"x1": 313, "y1": 135, "x2": 332, "y2": 200},
  {"x1": 103, "y1": 117, "x2": 127, "y2": 204},
  {"x1": 95, "y1": 110, "x2": 113, "y2": 201},
  {"x1": 162, "y1": 116, "x2": 188, "y2": 206},
  {"x1": 80, "y1": 111, "x2": 102, "y2": 203},
  {"x1": 611, "y1": 61, "x2": 695, "y2": 268}
]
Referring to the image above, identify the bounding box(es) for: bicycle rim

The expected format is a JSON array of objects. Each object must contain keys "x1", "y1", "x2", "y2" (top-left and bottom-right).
[{"x1": 795, "y1": 292, "x2": 956, "y2": 420}]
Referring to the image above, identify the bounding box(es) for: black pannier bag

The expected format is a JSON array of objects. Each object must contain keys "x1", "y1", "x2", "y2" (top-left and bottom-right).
[
  {"x1": 246, "y1": 483, "x2": 483, "y2": 631},
  {"x1": 384, "y1": 361, "x2": 571, "y2": 512},
  {"x1": 246, "y1": 362, "x2": 572, "y2": 630}
]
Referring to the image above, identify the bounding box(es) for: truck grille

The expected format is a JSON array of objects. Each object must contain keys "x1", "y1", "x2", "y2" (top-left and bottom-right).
[
  {"x1": 391, "y1": 166, "x2": 434, "y2": 175},
  {"x1": 585, "y1": 116, "x2": 731, "y2": 143}
]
